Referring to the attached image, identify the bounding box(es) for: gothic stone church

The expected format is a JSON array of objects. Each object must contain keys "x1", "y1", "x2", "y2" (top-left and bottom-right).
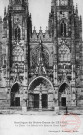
[{"x1": 0, "y1": 0, "x2": 83, "y2": 111}]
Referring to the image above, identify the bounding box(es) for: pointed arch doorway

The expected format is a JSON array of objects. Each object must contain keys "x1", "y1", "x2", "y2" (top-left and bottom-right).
[
  {"x1": 59, "y1": 83, "x2": 71, "y2": 107},
  {"x1": 28, "y1": 76, "x2": 54, "y2": 110},
  {"x1": 11, "y1": 83, "x2": 20, "y2": 106}
]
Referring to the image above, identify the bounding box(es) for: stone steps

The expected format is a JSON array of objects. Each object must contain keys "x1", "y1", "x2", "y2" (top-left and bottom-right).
[{"x1": 59, "y1": 106, "x2": 83, "y2": 110}]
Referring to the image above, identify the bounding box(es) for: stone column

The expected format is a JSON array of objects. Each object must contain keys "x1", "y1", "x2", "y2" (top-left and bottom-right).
[
  {"x1": 53, "y1": 0, "x2": 59, "y2": 113},
  {"x1": 39, "y1": 93, "x2": 42, "y2": 111},
  {"x1": 71, "y1": 10, "x2": 76, "y2": 107},
  {"x1": 71, "y1": 65, "x2": 76, "y2": 106},
  {"x1": 39, "y1": 84, "x2": 42, "y2": 111},
  {"x1": 22, "y1": 99, "x2": 27, "y2": 112},
  {"x1": 22, "y1": 90, "x2": 28, "y2": 112},
  {"x1": 53, "y1": 65, "x2": 58, "y2": 85},
  {"x1": 54, "y1": 86, "x2": 59, "y2": 113},
  {"x1": 22, "y1": 27, "x2": 28, "y2": 109},
  {"x1": 6, "y1": 20, "x2": 10, "y2": 87},
  {"x1": 6, "y1": 20, "x2": 10, "y2": 104}
]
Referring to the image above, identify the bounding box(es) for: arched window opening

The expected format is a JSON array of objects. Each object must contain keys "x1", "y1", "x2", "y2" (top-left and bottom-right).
[
  {"x1": 15, "y1": 28, "x2": 17, "y2": 39},
  {"x1": 13, "y1": 46, "x2": 24, "y2": 62},
  {"x1": 15, "y1": 26, "x2": 21, "y2": 40},
  {"x1": 11, "y1": 83, "x2": 20, "y2": 106},
  {"x1": 59, "y1": 83, "x2": 68, "y2": 93},
  {"x1": 59, "y1": 45, "x2": 70, "y2": 62},
  {"x1": 61, "y1": 20, "x2": 66, "y2": 37}
]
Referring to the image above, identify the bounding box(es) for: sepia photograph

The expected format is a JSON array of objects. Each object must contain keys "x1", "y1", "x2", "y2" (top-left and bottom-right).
[{"x1": 0, "y1": 0, "x2": 83, "y2": 135}]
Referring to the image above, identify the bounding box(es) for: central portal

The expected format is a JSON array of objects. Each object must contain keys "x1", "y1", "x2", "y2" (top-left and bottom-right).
[
  {"x1": 42, "y1": 94, "x2": 48, "y2": 108},
  {"x1": 28, "y1": 76, "x2": 54, "y2": 110},
  {"x1": 33, "y1": 94, "x2": 48, "y2": 109}
]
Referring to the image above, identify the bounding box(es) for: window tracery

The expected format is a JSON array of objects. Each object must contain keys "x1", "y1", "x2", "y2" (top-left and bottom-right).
[
  {"x1": 59, "y1": 45, "x2": 70, "y2": 62},
  {"x1": 31, "y1": 46, "x2": 49, "y2": 68},
  {"x1": 15, "y1": 26, "x2": 21, "y2": 40},
  {"x1": 12, "y1": 46, "x2": 24, "y2": 73}
]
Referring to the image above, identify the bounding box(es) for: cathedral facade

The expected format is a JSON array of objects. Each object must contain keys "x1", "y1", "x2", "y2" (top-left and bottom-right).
[{"x1": 0, "y1": 0, "x2": 83, "y2": 111}]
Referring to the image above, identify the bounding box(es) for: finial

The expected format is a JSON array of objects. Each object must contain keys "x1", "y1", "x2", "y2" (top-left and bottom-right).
[
  {"x1": 0, "y1": 16, "x2": 2, "y2": 22},
  {"x1": 80, "y1": 15, "x2": 82, "y2": 21},
  {"x1": 76, "y1": 3, "x2": 78, "y2": 14},
  {"x1": 46, "y1": 26, "x2": 48, "y2": 31},
  {"x1": 9, "y1": 0, "x2": 11, "y2": 5},
  {"x1": 40, "y1": 26, "x2": 42, "y2": 30},
  {"x1": 64, "y1": 64, "x2": 66, "y2": 70},
  {"x1": 4, "y1": 7, "x2": 6, "y2": 16},
  {"x1": 40, "y1": 37, "x2": 42, "y2": 43},
  {"x1": 80, "y1": 15, "x2": 82, "y2": 26},
  {"x1": 34, "y1": 26, "x2": 35, "y2": 30},
  {"x1": 33, "y1": 26, "x2": 36, "y2": 33},
  {"x1": 51, "y1": 0, "x2": 55, "y2": 6},
  {"x1": 39, "y1": 26, "x2": 42, "y2": 33},
  {"x1": 76, "y1": 3, "x2": 78, "y2": 8},
  {"x1": 30, "y1": 13, "x2": 31, "y2": 17},
  {"x1": 40, "y1": 40, "x2": 42, "y2": 44}
]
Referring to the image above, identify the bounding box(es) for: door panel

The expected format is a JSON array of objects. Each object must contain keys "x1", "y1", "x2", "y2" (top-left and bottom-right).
[
  {"x1": 15, "y1": 97, "x2": 20, "y2": 106},
  {"x1": 42, "y1": 94, "x2": 48, "y2": 108},
  {"x1": 34, "y1": 94, "x2": 39, "y2": 108},
  {"x1": 61, "y1": 97, "x2": 66, "y2": 106}
]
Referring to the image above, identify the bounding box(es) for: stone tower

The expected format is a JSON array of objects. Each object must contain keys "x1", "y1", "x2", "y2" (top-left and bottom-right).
[
  {"x1": 1, "y1": 0, "x2": 32, "y2": 108},
  {"x1": 48, "y1": 0, "x2": 83, "y2": 107}
]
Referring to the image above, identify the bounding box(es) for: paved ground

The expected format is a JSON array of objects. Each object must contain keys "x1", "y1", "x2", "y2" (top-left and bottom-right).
[{"x1": 0, "y1": 109, "x2": 83, "y2": 115}]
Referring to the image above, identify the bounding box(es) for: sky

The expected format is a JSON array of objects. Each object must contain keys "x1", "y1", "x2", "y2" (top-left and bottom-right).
[{"x1": 0, "y1": 0, "x2": 83, "y2": 34}]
